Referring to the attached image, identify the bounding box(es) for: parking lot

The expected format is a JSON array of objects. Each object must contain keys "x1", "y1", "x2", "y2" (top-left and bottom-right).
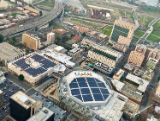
[{"x1": 0, "y1": 79, "x2": 23, "y2": 120}]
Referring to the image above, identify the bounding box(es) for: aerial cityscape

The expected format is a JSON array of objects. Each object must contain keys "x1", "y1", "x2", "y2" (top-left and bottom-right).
[{"x1": 0, "y1": 0, "x2": 160, "y2": 121}]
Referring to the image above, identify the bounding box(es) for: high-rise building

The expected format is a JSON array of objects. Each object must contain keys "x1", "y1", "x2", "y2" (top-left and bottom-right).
[
  {"x1": 22, "y1": 33, "x2": 41, "y2": 50},
  {"x1": 10, "y1": 91, "x2": 42, "y2": 121},
  {"x1": 27, "y1": 107, "x2": 55, "y2": 121},
  {"x1": 47, "y1": 32, "x2": 55, "y2": 44}
]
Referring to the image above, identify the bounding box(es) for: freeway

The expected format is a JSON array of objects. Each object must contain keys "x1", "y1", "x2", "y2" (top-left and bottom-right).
[{"x1": 0, "y1": 0, "x2": 64, "y2": 37}]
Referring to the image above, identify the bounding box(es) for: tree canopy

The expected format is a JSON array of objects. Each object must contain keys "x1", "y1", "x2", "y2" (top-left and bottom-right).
[
  {"x1": 0, "y1": 34, "x2": 4, "y2": 43},
  {"x1": 18, "y1": 74, "x2": 24, "y2": 81}
]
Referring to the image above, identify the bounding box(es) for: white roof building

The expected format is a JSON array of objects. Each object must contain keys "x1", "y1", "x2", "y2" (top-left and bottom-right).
[
  {"x1": 59, "y1": 71, "x2": 128, "y2": 121},
  {"x1": 126, "y1": 73, "x2": 149, "y2": 93},
  {"x1": 42, "y1": 48, "x2": 75, "y2": 68},
  {"x1": 27, "y1": 107, "x2": 54, "y2": 121},
  {"x1": 11, "y1": 91, "x2": 37, "y2": 109}
]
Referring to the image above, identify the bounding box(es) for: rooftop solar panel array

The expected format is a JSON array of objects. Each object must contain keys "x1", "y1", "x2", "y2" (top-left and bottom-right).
[
  {"x1": 69, "y1": 77, "x2": 110, "y2": 102},
  {"x1": 13, "y1": 54, "x2": 55, "y2": 77}
]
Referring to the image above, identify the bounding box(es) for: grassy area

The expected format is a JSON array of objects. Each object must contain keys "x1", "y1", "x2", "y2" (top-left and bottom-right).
[
  {"x1": 39, "y1": 0, "x2": 54, "y2": 8},
  {"x1": 134, "y1": 29, "x2": 145, "y2": 38},
  {"x1": 68, "y1": 17, "x2": 105, "y2": 31},
  {"x1": 101, "y1": 25, "x2": 113, "y2": 36},
  {"x1": 119, "y1": 10, "x2": 134, "y2": 22},
  {"x1": 138, "y1": 16, "x2": 154, "y2": 29},
  {"x1": 147, "y1": 20, "x2": 160, "y2": 43},
  {"x1": 147, "y1": 34, "x2": 160, "y2": 43}
]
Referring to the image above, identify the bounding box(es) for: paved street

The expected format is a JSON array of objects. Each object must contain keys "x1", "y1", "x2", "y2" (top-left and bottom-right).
[{"x1": 0, "y1": 79, "x2": 23, "y2": 120}]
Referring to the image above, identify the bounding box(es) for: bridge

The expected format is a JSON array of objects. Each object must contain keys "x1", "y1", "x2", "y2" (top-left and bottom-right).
[{"x1": 0, "y1": 0, "x2": 65, "y2": 37}]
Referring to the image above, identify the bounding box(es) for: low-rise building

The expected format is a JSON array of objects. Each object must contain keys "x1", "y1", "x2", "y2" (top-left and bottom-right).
[
  {"x1": 68, "y1": 46, "x2": 83, "y2": 61},
  {"x1": 113, "y1": 69, "x2": 125, "y2": 81},
  {"x1": 112, "y1": 72, "x2": 149, "y2": 103},
  {"x1": 110, "y1": 19, "x2": 135, "y2": 43},
  {"x1": 128, "y1": 51, "x2": 145, "y2": 67},
  {"x1": 0, "y1": 42, "x2": 25, "y2": 65},
  {"x1": 8, "y1": 53, "x2": 56, "y2": 85},
  {"x1": 27, "y1": 107, "x2": 55, "y2": 121},
  {"x1": 88, "y1": 45, "x2": 123, "y2": 68},
  {"x1": 128, "y1": 44, "x2": 147, "y2": 67},
  {"x1": 41, "y1": 46, "x2": 75, "y2": 68}
]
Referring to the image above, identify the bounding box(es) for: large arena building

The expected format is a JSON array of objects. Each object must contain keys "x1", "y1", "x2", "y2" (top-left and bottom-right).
[
  {"x1": 59, "y1": 71, "x2": 128, "y2": 121},
  {"x1": 8, "y1": 53, "x2": 58, "y2": 85}
]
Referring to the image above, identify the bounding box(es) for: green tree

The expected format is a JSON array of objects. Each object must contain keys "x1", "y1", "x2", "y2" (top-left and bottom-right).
[
  {"x1": 39, "y1": 11, "x2": 43, "y2": 16},
  {"x1": 82, "y1": 32, "x2": 86, "y2": 37},
  {"x1": 0, "y1": 34, "x2": 4, "y2": 43},
  {"x1": 18, "y1": 74, "x2": 24, "y2": 81}
]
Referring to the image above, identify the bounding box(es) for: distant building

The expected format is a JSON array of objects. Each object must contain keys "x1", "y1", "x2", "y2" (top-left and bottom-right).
[
  {"x1": 123, "y1": 100, "x2": 140, "y2": 118},
  {"x1": 0, "y1": 90, "x2": 4, "y2": 108},
  {"x1": 24, "y1": 6, "x2": 39, "y2": 15},
  {"x1": 87, "y1": 5, "x2": 113, "y2": 20},
  {"x1": 0, "y1": 42, "x2": 25, "y2": 65},
  {"x1": 22, "y1": 33, "x2": 41, "y2": 50},
  {"x1": 27, "y1": 107, "x2": 55, "y2": 121},
  {"x1": 10, "y1": 91, "x2": 42, "y2": 121},
  {"x1": 81, "y1": 37, "x2": 100, "y2": 47},
  {"x1": 147, "y1": 115, "x2": 159, "y2": 121},
  {"x1": 128, "y1": 44, "x2": 147, "y2": 67},
  {"x1": 147, "y1": 48, "x2": 160, "y2": 63},
  {"x1": 41, "y1": 46, "x2": 75, "y2": 68},
  {"x1": 59, "y1": 71, "x2": 128, "y2": 121},
  {"x1": 112, "y1": 71, "x2": 149, "y2": 103},
  {"x1": 146, "y1": 58, "x2": 158, "y2": 70},
  {"x1": 53, "y1": 29, "x2": 68, "y2": 36},
  {"x1": 136, "y1": 0, "x2": 159, "y2": 7},
  {"x1": 128, "y1": 51, "x2": 145, "y2": 67},
  {"x1": 68, "y1": 45, "x2": 83, "y2": 60},
  {"x1": 8, "y1": 53, "x2": 56, "y2": 85},
  {"x1": 110, "y1": 19, "x2": 135, "y2": 43},
  {"x1": 0, "y1": 71, "x2": 6, "y2": 84},
  {"x1": 113, "y1": 69, "x2": 125, "y2": 81},
  {"x1": 88, "y1": 45, "x2": 123, "y2": 68},
  {"x1": 74, "y1": 25, "x2": 90, "y2": 33},
  {"x1": 153, "y1": 83, "x2": 160, "y2": 104},
  {"x1": 47, "y1": 32, "x2": 55, "y2": 44}
]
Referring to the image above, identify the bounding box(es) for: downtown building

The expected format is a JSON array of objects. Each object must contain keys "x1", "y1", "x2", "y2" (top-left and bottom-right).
[
  {"x1": 87, "y1": 45, "x2": 123, "y2": 68},
  {"x1": 10, "y1": 91, "x2": 42, "y2": 121}
]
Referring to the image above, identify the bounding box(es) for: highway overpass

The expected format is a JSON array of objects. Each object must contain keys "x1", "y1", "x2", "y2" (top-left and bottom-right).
[{"x1": 0, "y1": 0, "x2": 64, "y2": 37}]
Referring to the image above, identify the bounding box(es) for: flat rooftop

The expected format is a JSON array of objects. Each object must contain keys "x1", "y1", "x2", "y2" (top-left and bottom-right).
[
  {"x1": 11, "y1": 91, "x2": 36, "y2": 109},
  {"x1": 0, "y1": 42, "x2": 24, "y2": 61},
  {"x1": 41, "y1": 48, "x2": 75, "y2": 67},
  {"x1": 12, "y1": 53, "x2": 55, "y2": 77},
  {"x1": 27, "y1": 107, "x2": 54, "y2": 121}
]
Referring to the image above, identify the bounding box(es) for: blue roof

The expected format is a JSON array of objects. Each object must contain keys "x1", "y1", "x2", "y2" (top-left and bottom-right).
[
  {"x1": 69, "y1": 77, "x2": 110, "y2": 102},
  {"x1": 14, "y1": 54, "x2": 55, "y2": 77}
]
